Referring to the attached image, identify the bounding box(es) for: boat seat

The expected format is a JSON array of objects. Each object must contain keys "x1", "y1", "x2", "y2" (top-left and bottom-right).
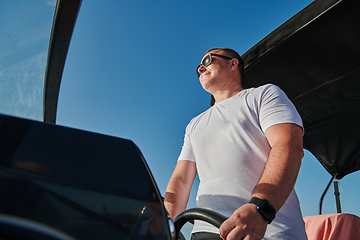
[{"x1": 303, "y1": 213, "x2": 360, "y2": 240}]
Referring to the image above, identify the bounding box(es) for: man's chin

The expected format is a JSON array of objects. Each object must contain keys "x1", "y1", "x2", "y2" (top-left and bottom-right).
[{"x1": 200, "y1": 82, "x2": 214, "y2": 93}]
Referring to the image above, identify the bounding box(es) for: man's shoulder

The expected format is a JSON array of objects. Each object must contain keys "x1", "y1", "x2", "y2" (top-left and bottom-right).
[
  {"x1": 187, "y1": 107, "x2": 212, "y2": 126},
  {"x1": 244, "y1": 84, "x2": 285, "y2": 100},
  {"x1": 249, "y1": 83, "x2": 280, "y2": 93}
]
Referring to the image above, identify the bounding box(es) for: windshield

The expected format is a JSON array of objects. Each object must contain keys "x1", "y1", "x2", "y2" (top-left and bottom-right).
[{"x1": 0, "y1": 1, "x2": 56, "y2": 121}]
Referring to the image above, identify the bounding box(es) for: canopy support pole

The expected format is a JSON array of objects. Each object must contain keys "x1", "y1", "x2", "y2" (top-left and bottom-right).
[
  {"x1": 319, "y1": 174, "x2": 336, "y2": 215},
  {"x1": 334, "y1": 181, "x2": 342, "y2": 213}
]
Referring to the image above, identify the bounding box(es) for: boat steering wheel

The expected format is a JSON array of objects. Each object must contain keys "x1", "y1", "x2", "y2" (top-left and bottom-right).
[{"x1": 173, "y1": 208, "x2": 227, "y2": 239}]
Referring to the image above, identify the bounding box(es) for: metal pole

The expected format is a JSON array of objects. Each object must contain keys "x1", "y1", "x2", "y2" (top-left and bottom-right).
[
  {"x1": 319, "y1": 174, "x2": 336, "y2": 215},
  {"x1": 334, "y1": 181, "x2": 342, "y2": 213}
]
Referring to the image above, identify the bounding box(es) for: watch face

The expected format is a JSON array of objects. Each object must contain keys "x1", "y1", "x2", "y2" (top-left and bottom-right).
[{"x1": 258, "y1": 201, "x2": 276, "y2": 220}]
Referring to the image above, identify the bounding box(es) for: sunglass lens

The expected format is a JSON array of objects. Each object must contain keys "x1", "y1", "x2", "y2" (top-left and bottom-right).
[
  {"x1": 202, "y1": 55, "x2": 212, "y2": 67},
  {"x1": 196, "y1": 54, "x2": 212, "y2": 77}
]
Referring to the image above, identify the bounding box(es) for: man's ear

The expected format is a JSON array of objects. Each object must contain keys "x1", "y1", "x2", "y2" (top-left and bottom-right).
[{"x1": 230, "y1": 58, "x2": 239, "y2": 71}]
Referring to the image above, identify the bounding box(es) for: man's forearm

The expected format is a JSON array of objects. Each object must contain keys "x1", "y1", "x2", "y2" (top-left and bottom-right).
[
  {"x1": 164, "y1": 180, "x2": 190, "y2": 220},
  {"x1": 164, "y1": 160, "x2": 197, "y2": 220},
  {"x1": 253, "y1": 123, "x2": 304, "y2": 211},
  {"x1": 252, "y1": 143, "x2": 303, "y2": 211}
]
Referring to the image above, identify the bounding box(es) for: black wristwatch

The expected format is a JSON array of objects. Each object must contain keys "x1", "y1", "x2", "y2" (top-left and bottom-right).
[{"x1": 249, "y1": 197, "x2": 276, "y2": 224}]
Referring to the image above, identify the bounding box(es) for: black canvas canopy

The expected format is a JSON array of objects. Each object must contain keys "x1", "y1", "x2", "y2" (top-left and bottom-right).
[{"x1": 240, "y1": 0, "x2": 360, "y2": 179}]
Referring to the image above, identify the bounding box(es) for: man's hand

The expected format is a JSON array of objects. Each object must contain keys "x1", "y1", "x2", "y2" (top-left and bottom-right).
[{"x1": 219, "y1": 203, "x2": 267, "y2": 240}]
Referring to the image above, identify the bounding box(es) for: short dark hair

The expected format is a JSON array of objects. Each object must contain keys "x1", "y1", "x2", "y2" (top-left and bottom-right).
[{"x1": 206, "y1": 48, "x2": 244, "y2": 77}]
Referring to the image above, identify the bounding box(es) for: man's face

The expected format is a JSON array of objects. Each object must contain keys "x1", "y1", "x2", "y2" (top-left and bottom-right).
[{"x1": 197, "y1": 50, "x2": 231, "y2": 91}]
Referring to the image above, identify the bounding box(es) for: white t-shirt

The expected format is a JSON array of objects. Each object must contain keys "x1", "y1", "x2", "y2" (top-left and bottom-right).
[{"x1": 178, "y1": 84, "x2": 307, "y2": 239}]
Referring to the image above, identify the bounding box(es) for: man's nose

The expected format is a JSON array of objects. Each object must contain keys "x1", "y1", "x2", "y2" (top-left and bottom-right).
[{"x1": 198, "y1": 65, "x2": 206, "y2": 76}]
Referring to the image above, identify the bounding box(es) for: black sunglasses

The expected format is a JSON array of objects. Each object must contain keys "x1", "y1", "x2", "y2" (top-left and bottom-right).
[{"x1": 196, "y1": 53, "x2": 233, "y2": 77}]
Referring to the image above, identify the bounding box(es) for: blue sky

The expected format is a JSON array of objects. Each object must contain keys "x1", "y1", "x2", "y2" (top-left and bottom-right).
[{"x1": 55, "y1": 0, "x2": 360, "y2": 224}]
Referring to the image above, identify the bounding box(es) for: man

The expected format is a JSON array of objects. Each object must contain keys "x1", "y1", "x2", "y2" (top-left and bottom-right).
[{"x1": 164, "y1": 48, "x2": 307, "y2": 240}]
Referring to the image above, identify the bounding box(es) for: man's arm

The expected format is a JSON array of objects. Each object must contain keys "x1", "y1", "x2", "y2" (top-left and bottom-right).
[
  {"x1": 220, "y1": 123, "x2": 304, "y2": 240},
  {"x1": 164, "y1": 160, "x2": 197, "y2": 221}
]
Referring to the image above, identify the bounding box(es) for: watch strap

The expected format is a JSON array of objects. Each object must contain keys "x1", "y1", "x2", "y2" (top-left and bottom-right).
[{"x1": 249, "y1": 197, "x2": 263, "y2": 206}]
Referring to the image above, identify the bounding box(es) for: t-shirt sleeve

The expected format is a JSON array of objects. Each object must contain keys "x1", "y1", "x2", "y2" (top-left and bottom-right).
[
  {"x1": 177, "y1": 123, "x2": 196, "y2": 162},
  {"x1": 259, "y1": 84, "x2": 303, "y2": 133}
]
